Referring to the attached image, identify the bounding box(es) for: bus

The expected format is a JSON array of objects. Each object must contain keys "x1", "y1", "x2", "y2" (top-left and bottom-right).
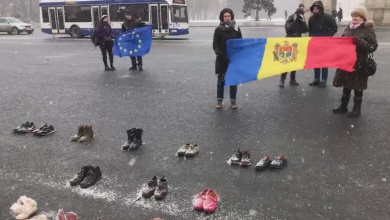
[{"x1": 39, "y1": 0, "x2": 189, "y2": 38}]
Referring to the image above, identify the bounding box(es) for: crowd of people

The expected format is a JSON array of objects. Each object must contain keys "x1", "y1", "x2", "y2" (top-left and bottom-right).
[{"x1": 212, "y1": 1, "x2": 378, "y2": 118}]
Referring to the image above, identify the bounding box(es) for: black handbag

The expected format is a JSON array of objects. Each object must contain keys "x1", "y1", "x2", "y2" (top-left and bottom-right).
[{"x1": 366, "y1": 53, "x2": 377, "y2": 76}]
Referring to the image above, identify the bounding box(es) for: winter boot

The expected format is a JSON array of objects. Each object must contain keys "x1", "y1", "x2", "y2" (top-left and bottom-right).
[
  {"x1": 279, "y1": 80, "x2": 285, "y2": 88},
  {"x1": 71, "y1": 125, "x2": 85, "y2": 141},
  {"x1": 230, "y1": 100, "x2": 238, "y2": 109},
  {"x1": 79, "y1": 125, "x2": 94, "y2": 142},
  {"x1": 138, "y1": 65, "x2": 143, "y2": 72},
  {"x1": 70, "y1": 165, "x2": 92, "y2": 186},
  {"x1": 216, "y1": 99, "x2": 222, "y2": 109},
  {"x1": 347, "y1": 97, "x2": 362, "y2": 117},
  {"x1": 129, "y1": 128, "x2": 143, "y2": 150},
  {"x1": 154, "y1": 176, "x2": 168, "y2": 199},
  {"x1": 290, "y1": 80, "x2": 299, "y2": 86},
  {"x1": 110, "y1": 65, "x2": 116, "y2": 71},
  {"x1": 309, "y1": 79, "x2": 320, "y2": 86},
  {"x1": 333, "y1": 95, "x2": 350, "y2": 114},
  {"x1": 122, "y1": 128, "x2": 136, "y2": 150},
  {"x1": 80, "y1": 166, "x2": 102, "y2": 188}
]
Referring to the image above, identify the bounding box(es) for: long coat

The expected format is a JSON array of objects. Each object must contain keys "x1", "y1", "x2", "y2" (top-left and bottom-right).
[{"x1": 333, "y1": 21, "x2": 378, "y2": 90}]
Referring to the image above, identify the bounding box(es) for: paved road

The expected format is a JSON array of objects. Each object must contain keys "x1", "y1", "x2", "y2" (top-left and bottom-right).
[{"x1": 1, "y1": 27, "x2": 390, "y2": 220}]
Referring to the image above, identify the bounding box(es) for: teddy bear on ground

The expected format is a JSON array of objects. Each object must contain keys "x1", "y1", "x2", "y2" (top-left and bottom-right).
[
  {"x1": 10, "y1": 196, "x2": 38, "y2": 220},
  {"x1": 58, "y1": 209, "x2": 78, "y2": 220}
]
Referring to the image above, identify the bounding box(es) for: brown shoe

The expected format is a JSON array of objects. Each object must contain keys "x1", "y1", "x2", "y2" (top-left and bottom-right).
[
  {"x1": 79, "y1": 125, "x2": 94, "y2": 142},
  {"x1": 71, "y1": 125, "x2": 85, "y2": 141},
  {"x1": 290, "y1": 80, "x2": 299, "y2": 86},
  {"x1": 230, "y1": 100, "x2": 238, "y2": 109},
  {"x1": 216, "y1": 100, "x2": 222, "y2": 109}
]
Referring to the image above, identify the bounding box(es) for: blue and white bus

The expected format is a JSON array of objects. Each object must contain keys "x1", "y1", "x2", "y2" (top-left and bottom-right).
[{"x1": 39, "y1": 0, "x2": 189, "y2": 37}]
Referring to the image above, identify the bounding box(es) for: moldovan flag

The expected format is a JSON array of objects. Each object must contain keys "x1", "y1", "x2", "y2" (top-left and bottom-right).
[{"x1": 224, "y1": 37, "x2": 357, "y2": 86}]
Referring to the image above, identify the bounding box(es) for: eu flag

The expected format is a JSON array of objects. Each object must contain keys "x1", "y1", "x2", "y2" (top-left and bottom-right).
[{"x1": 113, "y1": 25, "x2": 152, "y2": 58}]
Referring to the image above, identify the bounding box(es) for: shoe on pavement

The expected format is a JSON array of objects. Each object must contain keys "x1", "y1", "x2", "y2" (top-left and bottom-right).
[
  {"x1": 13, "y1": 122, "x2": 36, "y2": 133},
  {"x1": 290, "y1": 80, "x2": 299, "y2": 86},
  {"x1": 255, "y1": 155, "x2": 272, "y2": 170},
  {"x1": 194, "y1": 189, "x2": 209, "y2": 210},
  {"x1": 80, "y1": 166, "x2": 102, "y2": 188},
  {"x1": 269, "y1": 155, "x2": 288, "y2": 169},
  {"x1": 154, "y1": 176, "x2": 168, "y2": 199},
  {"x1": 122, "y1": 128, "x2": 136, "y2": 150},
  {"x1": 230, "y1": 149, "x2": 242, "y2": 165},
  {"x1": 71, "y1": 125, "x2": 85, "y2": 141},
  {"x1": 279, "y1": 80, "x2": 285, "y2": 88},
  {"x1": 318, "y1": 80, "x2": 327, "y2": 88},
  {"x1": 35, "y1": 125, "x2": 55, "y2": 136},
  {"x1": 185, "y1": 144, "x2": 199, "y2": 157},
  {"x1": 70, "y1": 165, "x2": 92, "y2": 187},
  {"x1": 128, "y1": 128, "x2": 143, "y2": 150},
  {"x1": 129, "y1": 66, "x2": 137, "y2": 71},
  {"x1": 216, "y1": 100, "x2": 222, "y2": 109},
  {"x1": 177, "y1": 143, "x2": 190, "y2": 157},
  {"x1": 79, "y1": 125, "x2": 94, "y2": 142},
  {"x1": 203, "y1": 190, "x2": 218, "y2": 213},
  {"x1": 309, "y1": 79, "x2": 320, "y2": 86},
  {"x1": 240, "y1": 150, "x2": 251, "y2": 166},
  {"x1": 142, "y1": 176, "x2": 158, "y2": 198},
  {"x1": 33, "y1": 123, "x2": 48, "y2": 134},
  {"x1": 230, "y1": 100, "x2": 238, "y2": 109}
]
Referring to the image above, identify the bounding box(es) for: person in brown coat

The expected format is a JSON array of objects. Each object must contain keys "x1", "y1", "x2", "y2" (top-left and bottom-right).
[{"x1": 332, "y1": 6, "x2": 378, "y2": 117}]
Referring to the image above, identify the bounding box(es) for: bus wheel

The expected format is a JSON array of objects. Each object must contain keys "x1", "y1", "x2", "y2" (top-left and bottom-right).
[{"x1": 70, "y1": 26, "x2": 82, "y2": 38}]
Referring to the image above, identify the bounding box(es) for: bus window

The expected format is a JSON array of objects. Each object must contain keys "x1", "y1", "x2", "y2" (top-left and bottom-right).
[
  {"x1": 42, "y1": 7, "x2": 50, "y2": 23},
  {"x1": 109, "y1": 4, "x2": 149, "y2": 22},
  {"x1": 161, "y1": 5, "x2": 168, "y2": 29},
  {"x1": 64, "y1": 6, "x2": 92, "y2": 22},
  {"x1": 109, "y1": 5, "x2": 126, "y2": 22},
  {"x1": 101, "y1": 7, "x2": 108, "y2": 16},
  {"x1": 171, "y1": 5, "x2": 188, "y2": 23}
]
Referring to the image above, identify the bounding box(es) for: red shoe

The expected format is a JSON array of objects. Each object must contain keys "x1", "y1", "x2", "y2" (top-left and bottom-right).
[
  {"x1": 193, "y1": 189, "x2": 209, "y2": 210},
  {"x1": 203, "y1": 190, "x2": 218, "y2": 213},
  {"x1": 58, "y1": 209, "x2": 66, "y2": 220}
]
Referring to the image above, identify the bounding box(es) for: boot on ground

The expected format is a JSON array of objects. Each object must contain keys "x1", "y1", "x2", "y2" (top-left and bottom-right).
[
  {"x1": 230, "y1": 100, "x2": 238, "y2": 109},
  {"x1": 279, "y1": 80, "x2": 285, "y2": 88},
  {"x1": 216, "y1": 100, "x2": 222, "y2": 109},
  {"x1": 79, "y1": 125, "x2": 94, "y2": 142},
  {"x1": 129, "y1": 128, "x2": 143, "y2": 150},
  {"x1": 70, "y1": 165, "x2": 92, "y2": 186},
  {"x1": 80, "y1": 166, "x2": 102, "y2": 188},
  {"x1": 71, "y1": 125, "x2": 85, "y2": 141},
  {"x1": 122, "y1": 128, "x2": 136, "y2": 150},
  {"x1": 333, "y1": 95, "x2": 350, "y2": 114},
  {"x1": 348, "y1": 97, "x2": 362, "y2": 117},
  {"x1": 154, "y1": 176, "x2": 168, "y2": 199},
  {"x1": 290, "y1": 80, "x2": 299, "y2": 86}
]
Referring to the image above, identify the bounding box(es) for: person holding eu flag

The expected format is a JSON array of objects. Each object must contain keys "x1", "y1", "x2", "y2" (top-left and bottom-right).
[
  {"x1": 213, "y1": 8, "x2": 242, "y2": 109},
  {"x1": 122, "y1": 11, "x2": 146, "y2": 71}
]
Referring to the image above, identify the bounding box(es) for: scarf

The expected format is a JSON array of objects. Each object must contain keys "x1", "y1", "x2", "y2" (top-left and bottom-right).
[
  {"x1": 219, "y1": 20, "x2": 238, "y2": 31},
  {"x1": 349, "y1": 21, "x2": 363, "y2": 29}
]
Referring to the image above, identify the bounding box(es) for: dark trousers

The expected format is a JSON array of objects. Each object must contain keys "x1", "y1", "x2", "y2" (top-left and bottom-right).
[
  {"x1": 100, "y1": 42, "x2": 113, "y2": 67},
  {"x1": 281, "y1": 71, "x2": 296, "y2": 80},
  {"x1": 131, "y1": 56, "x2": 143, "y2": 67},
  {"x1": 217, "y1": 77, "x2": 237, "y2": 101},
  {"x1": 343, "y1": 87, "x2": 363, "y2": 98},
  {"x1": 314, "y1": 68, "x2": 329, "y2": 81}
]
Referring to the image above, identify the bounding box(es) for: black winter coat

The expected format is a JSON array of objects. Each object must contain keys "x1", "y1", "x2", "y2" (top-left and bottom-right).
[
  {"x1": 93, "y1": 22, "x2": 112, "y2": 46},
  {"x1": 308, "y1": 1, "x2": 338, "y2": 36},
  {"x1": 213, "y1": 25, "x2": 242, "y2": 77},
  {"x1": 285, "y1": 14, "x2": 309, "y2": 37},
  {"x1": 122, "y1": 18, "x2": 144, "y2": 32},
  {"x1": 333, "y1": 21, "x2": 378, "y2": 90}
]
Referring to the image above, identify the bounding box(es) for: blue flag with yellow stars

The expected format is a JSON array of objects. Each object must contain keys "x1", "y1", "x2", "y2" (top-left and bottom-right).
[{"x1": 113, "y1": 25, "x2": 152, "y2": 58}]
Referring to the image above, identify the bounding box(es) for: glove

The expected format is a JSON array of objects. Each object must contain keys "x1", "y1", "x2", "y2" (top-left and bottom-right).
[{"x1": 352, "y1": 37, "x2": 360, "y2": 45}]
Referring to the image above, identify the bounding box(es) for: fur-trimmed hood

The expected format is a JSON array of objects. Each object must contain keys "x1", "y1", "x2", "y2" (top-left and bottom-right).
[{"x1": 365, "y1": 20, "x2": 374, "y2": 28}]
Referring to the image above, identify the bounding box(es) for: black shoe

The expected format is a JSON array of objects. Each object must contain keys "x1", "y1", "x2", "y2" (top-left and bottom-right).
[
  {"x1": 129, "y1": 129, "x2": 143, "y2": 150},
  {"x1": 80, "y1": 166, "x2": 102, "y2": 188},
  {"x1": 138, "y1": 65, "x2": 143, "y2": 72},
  {"x1": 333, "y1": 95, "x2": 350, "y2": 114},
  {"x1": 347, "y1": 97, "x2": 362, "y2": 117},
  {"x1": 110, "y1": 66, "x2": 116, "y2": 71},
  {"x1": 70, "y1": 166, "x2": 92, "y2": 187},
  {"x1": 35, "y1": 125, "x2": 55, "y2": 136},
  {"x1": 129, "y1": 66, "x2": 137, "y2": 71},
  {"x1": 309, "y1": 80, "x2": 320, "y2": 86},
  {"x1": 318, "y1": 80, "x2": 327, "y2": 88},
  {"x1": 269, "y1": 155, "x2": 287, "y2": 169},
  {"x1": 105, "y1": 66, "x2": 110, "y2": 71},
  {"x1": 122, "y1": 128, "x2": 136, "y2": 150}
]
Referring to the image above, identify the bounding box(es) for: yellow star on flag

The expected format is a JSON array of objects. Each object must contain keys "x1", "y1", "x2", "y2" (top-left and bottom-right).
[
  {"x1": 120, "y1": 47, "x2": 122, "y2": 50},
  {"x1": 138, "y1": 45, "x2": 141, "y2": 48},
  {"x1": 130, "y1": 51, "x2": 133, "y2": 54},
  {"x1": 136, "y1": 34, "x2": 139, "y2": 38},
  {"x1": 134, "y1": 49, "x2": 138, "y2": 52},
  {"x1": 124, "y1": 49, "x2": 127, "y2": 52},
  {"x1": 118, "y1": 43, "x2": 121, "y2": 46},
  {"x1": 132, "y1": 32, "x2": 135, "y2": 34},
  {"x1": 139, "y1": 39, "x2": 142, "y2": 43}
]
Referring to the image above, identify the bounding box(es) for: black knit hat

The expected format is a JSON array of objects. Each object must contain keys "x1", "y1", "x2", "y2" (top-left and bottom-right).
[{"x1": 219, "y1": 8, "x2": 234, "y2": 22}]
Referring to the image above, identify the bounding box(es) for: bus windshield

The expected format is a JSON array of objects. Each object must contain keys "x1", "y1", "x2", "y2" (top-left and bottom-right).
[{"x1": 171, "y1": 5, "x2": 188, "y2": 23}]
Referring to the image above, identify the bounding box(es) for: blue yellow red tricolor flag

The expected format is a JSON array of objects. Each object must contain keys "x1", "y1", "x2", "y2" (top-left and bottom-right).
[
  {"x1": 113, "y1": 25, "x2": 152, "y2": 57},
  {"x1": 224, "y1": 37, "x2": 357, "y2": 86}
]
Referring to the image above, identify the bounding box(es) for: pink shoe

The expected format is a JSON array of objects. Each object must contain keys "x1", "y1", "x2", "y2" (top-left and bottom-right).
[
  {"x1": 58, "y1": 209, "x2": 66, "y2": 220},
  {"x1": 193, "y1": 189, "x2": 209, "y2": 210},
  {"x1": 65, "y1": 212, "x2": 78, "y2": 220},
  {"x1": 203, "y1": 190, "x2": 218, "y2": 213}
]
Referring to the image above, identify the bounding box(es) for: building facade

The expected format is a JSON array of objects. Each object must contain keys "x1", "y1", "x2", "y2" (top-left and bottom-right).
[{"x1": 301, "y1": 0, "x2": 390, "y2": 25}]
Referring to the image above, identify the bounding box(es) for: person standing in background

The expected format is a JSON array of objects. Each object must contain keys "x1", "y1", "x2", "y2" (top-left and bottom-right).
[
  {"x1": 308, "y1": 1, "x2": 338, "y2": 88},
  {"x1": 122, "y1": 11, "x2": 145, "y2": 71},
  {"x1": 93, "y1": 15, "x2": 115, "y2": 71},
  {"x1": 337, "y1": 8, "x2": 343, "y2": 23}
]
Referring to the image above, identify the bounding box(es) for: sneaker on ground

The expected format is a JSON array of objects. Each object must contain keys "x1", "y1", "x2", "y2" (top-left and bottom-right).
[
  {"x1": 185, "y1": 144, "x2": 199, "y2": 157},
  {"x1": 142, "y1": 176, "x2": 158, "y2": 198},
  {"x1": 80, "y1": 166, "x2": 102, "y2": 188},
  {"x1": 255, "y1": 155, "x2": 272, "y2": 170},
  {"x1": 69, "y1": 165, "x2": 92, "y2": 187},
  {"x1": 230, "y1": 149, "x2": 242, "y2": 165},
  {"x1": 13, "y1": 122, "x2": 36, "y2": 133},
  {"x1": 33, "y1": 123, "x2": 48, "y2": 134},
  {"x1": 154, "y1": 176, "x2": 168, "y2": 199},
  {"x1": 177, "y1": 143, "x2": 190, "y2": 156},
  {"x1": 240, "y1": 150, "x2": 251, "y2": 166},
  {"x1": 35, "y1": 125, "x2": 55, "y2": 136},
  {"x1": 269, "y1": 155, "x2": 288, "y2": 169}
]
